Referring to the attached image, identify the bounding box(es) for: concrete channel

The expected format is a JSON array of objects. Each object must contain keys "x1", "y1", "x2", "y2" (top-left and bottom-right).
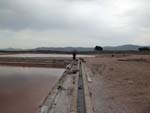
[
  {"x1": 77, "y1": 61, "x2": 86, "y2": 113},
  {"x1": 39, "y1": 59, "x2": 93, "y2": 113}
]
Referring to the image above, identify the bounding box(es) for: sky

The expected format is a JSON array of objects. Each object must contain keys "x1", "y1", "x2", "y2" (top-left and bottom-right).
[{"x1": 0, "y1": 0, "x2": 149, "y2": 48}]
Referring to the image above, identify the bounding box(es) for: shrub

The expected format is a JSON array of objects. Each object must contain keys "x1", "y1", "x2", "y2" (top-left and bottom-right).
[
  {"x1": 138, "y1": 47, "x2": 150, "y2": 51},
  {"x1": 94, "y1": 46, "x2": 103, "y2": 51}
]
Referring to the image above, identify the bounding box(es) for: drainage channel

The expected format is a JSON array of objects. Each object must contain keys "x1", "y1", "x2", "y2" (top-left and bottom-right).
[{"x1": 77, "y1": 61, "x2": 86, "y2": 113}]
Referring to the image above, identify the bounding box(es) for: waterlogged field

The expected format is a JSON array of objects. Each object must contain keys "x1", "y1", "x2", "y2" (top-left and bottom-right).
[
  {"x1": 0, "y1": 66, "x2": 64, "y2": 113},
  {"x1": 0, "y1": 53, "x2": 95, "y2": 58}
]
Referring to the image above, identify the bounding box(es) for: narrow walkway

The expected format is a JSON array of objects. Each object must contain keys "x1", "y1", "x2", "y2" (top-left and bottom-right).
[
  {"x1": 39, "y1": 60, "x2": 93, "y2": 113},
  {"x1": 39, "y1": 60, "x2": 79, "y2": 113}
]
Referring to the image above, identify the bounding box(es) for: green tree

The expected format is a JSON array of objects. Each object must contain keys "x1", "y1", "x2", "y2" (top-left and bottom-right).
[{"x1": 94, "y1": 46, "x2": 103, "y2": 51}]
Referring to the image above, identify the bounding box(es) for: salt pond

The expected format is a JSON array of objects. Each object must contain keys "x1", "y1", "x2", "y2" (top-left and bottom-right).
[
  {"x1": 0, "y1": 53, "x2": 95, "y2": 58},
  {"x1": 0, "y1": 66, "x2": 64, "y2": 113}
]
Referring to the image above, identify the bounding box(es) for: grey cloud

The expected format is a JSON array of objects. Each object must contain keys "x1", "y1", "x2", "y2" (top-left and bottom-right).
[
  {"x1": 0, "y1": 0, "x2": 112, "y2": 31},
  {"x1": 0, "y1": 0, "x2": 66, "y2": 30},
  {"x1": 0, "y1": 0, "x2": 149, "y2": 48}
]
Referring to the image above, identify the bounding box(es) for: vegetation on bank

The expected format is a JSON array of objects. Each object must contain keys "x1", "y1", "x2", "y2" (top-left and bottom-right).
[{"x1": 138, "y1": 47, "x2": 150, "y2": 51}]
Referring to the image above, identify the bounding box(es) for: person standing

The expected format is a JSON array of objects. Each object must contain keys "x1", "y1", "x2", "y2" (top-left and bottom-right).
[{"x1": 73, "y1": 50, "x2": 77, "y2": 60}]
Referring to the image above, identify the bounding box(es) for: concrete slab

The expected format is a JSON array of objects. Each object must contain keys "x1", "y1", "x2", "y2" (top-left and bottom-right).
[{"x1": 39, "y1": 61, "x2": 79, "y2": 113}]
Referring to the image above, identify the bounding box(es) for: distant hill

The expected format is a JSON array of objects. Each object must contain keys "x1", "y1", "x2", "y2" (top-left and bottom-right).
[
  {"x1": 34, "y1": 45, "x2": 145, "y2": 51},
  {"x1": 0, "y1": 48, "x2": 23, "y2": 51},
  {"x1": 0, "y1": 44, "x2": 149, "y2": 52},
  {"x1": 103, "y1": 44, "x2": 142, "y2": 51},
  {"x1": 34, "y1": 47, "x2": 94, "y2": 52}
]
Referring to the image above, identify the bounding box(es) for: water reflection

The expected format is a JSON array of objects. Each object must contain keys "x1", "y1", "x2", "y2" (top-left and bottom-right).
[
  {"x1": 0, "y1": 66, "x2": 64, "y2": 113},
  {"x1": 0, "y1": 53, "x2": 95, "y2": 58}
]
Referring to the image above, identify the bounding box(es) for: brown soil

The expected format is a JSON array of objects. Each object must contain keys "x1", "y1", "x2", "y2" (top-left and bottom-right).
[
  {"x1": 0, "y1": 57, "x2": 71, "y2": 68},
  {"x1": 85, "y1": 54, "x2": 150, "y2": 113}
]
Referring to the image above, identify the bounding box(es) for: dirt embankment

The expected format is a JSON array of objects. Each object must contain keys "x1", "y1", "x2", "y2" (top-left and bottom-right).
[
  {"x1": 0, "y1": 57, "x2": 71, "y2": 68},
  {"x1": 85, "y1": 54, "x2": 150, "y2": 113}
]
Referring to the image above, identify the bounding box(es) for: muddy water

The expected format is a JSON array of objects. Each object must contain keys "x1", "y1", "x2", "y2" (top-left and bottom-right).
[
  {"x1": 0, "y1": 66, "x2": 64, "y2": 113},
  {"x1": 0, "y1": 53, "x2": 94, "y2": 58}
]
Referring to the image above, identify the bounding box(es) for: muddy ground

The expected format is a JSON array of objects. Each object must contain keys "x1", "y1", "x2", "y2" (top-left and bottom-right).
[
  {"x1": 0, "y1": 53, "x2": 150, "y2": 113},
  {"x1": 85, "y1": 54, "x2": 150, "y2": 113},
  {"x1": 0, "y1": 57, "x2": 71, "y2": 68}
]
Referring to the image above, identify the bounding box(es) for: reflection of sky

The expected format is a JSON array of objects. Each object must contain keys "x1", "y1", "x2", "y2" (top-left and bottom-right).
[
  {"x1": 0, "y1": 66, "x2": 64, "y2": 88},
  {"x1": 0, "y1": 53, "x2": 95, "y2": 58},
  {"x1": 0, "y1": 0, "x2": 149, "y2": 48},
  {"x1": 0, "y1": 66, "x2": 64, "y2": 113}
]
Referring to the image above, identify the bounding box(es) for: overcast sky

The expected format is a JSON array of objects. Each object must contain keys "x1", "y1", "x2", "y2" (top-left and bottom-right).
[{"x1": 0, "y1": 0, "x2": 149, "y2": 48}]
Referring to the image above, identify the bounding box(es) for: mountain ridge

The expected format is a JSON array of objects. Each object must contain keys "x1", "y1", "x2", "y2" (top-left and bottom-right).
[{"x1": 0, "y1": 44, "x2": 150, "y2": 51}]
